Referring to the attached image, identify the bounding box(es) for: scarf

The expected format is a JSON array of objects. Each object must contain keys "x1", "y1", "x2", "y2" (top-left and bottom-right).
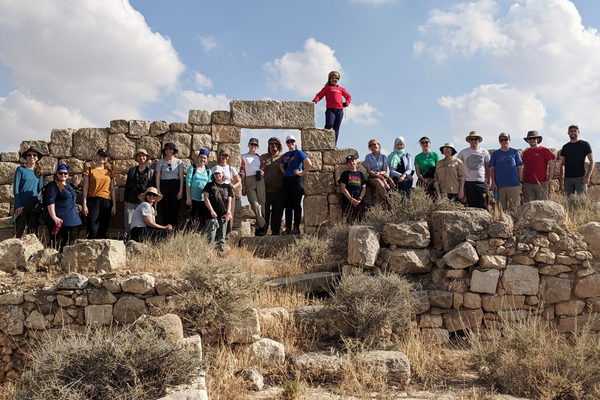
[{"x1": 387, "y1": 136, "x2": 406, "y2": 169}]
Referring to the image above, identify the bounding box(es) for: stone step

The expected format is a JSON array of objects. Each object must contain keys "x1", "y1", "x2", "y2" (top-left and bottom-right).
[
  {"x1": 266, "y1": 272, "x2": 340, "y2": 293},
  {"x1": 240, "y1": 234, "x2": 302, "y2": 257}
]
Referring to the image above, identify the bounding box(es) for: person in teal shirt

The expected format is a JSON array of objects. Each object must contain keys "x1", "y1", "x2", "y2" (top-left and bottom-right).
[
  {"x1": 414, "y1": 136, "x2": 440, "y2": 198},
  {"x1": 13, "y1": 147, "x2": 44, "y2": 238},
  {"x1": 186, "y1": 149, "x2": 212, "y2": 231}
]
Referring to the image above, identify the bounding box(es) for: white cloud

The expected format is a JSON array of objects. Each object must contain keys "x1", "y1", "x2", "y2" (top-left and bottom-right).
[
  {"x1": 0, "y1": 0, "x2": 184, "y2": 150},
  {"x1": 199, "y1": 35, "x2": 219, "y2": 52},
  {"x1": 193, "y1": 72, "x2": 213, "y2": 91},
  {"x1": 346, "y1": 103, "x2": 381, "y2": 125},
  {"x1": 172, "y1": 90, "x2": 230, "y2": 121},
  {"x1": 438, "y1": 84, "x2": 546, "y2": 144},
  {"x1": 263, "y1": 38, "x2": 343, "y2": 97}
]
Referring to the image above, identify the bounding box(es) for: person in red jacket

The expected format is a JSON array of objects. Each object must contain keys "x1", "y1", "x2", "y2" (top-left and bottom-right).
[{"x1": 312, "y1": 71, "x2": 351, "y2": 146}]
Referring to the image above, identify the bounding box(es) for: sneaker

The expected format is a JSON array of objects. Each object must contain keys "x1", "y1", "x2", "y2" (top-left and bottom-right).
[{"x1": 290, "y1": 228, "x2": 301, "y2": 235}]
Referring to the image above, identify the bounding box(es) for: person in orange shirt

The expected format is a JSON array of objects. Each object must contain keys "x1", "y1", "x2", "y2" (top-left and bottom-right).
[{"x1": 82, "y1": 149, "x2": 116, "y2": 239}]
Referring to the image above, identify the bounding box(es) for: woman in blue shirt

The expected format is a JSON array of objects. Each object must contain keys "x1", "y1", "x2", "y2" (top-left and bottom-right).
[
  {"x1": 13, "y1": 147, "x2": 44, "y2": 238},
  {"x1": 44, "y1": 164, "x2": 82, "y2": 251},
  {"x1": 365, "y1": 139, "x2": 388, "y2": 206},
  {"x1": 279, "y1": 134, "x2": 312, "y2": 235},
  {"x1": 185, "y1": 149, "x2": 212, "y2": 231}
]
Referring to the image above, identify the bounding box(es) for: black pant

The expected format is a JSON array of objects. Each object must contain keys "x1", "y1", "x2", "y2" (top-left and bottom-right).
[
  {"x1": 47, "y1": 222, "x2": 78, "y2": 252},
  {"x1": 15, "y1": 203, "x2": 40, "y2": 238},
  {"x1": 131, "y1": 226, "x2": 172, "y2": 244},
  {"x1": 160, "y1": 179, "x2": 181, "y2": 228},
  {"x1": 282, "y1": 178, "x2": 303, "y2": 231},
  {"x1": 191, "y1": 200, "x2": 209, "y2": 232},
  {"x1": 87, "y1": 197, "x2": 112, "y2": 239},
  {"x1": 465, "y1": 181, "x2": 489, "y2": 210},
  {"x1": 265, "y1": 190, "x2": 284, "y2": 234}
]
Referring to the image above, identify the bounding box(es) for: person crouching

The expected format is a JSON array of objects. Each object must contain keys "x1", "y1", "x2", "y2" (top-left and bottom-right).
[{"x1": 130, "y1": 187, "x2": 173, "y2": 243}]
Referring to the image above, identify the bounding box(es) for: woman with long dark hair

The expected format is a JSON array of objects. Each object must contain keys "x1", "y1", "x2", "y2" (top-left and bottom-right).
[
  {"x1": 82, "y1": 149, "x2": 116, "y2": 239},
  {"x1": 13, "y1": 147, "x2": 44, "y2": 237},
  {"x1": 155, "y1": 142, "x2": 184, "y2": 227}
]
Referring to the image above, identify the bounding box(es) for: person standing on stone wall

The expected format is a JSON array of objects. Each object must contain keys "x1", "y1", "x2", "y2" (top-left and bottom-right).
[
  {"x1": 212, "y1": 148, "x2": 241, "y2": 235},
  {"x1": 155, "y1": 142, "x2": 184, "y2": 228},
  {"x1": 521, "y1": 131, "x2": 555, "y2": 202},
  {"x1": 241, "y1": 138, "x2": 267, "y2": 236},
  {"x1": 489, "y1": 133, "x2": 523, "y2": 213},
  {"x1": 457, "y1": 131, "x2": 490, "y2": 210},
  {"x1": 559, "y1": 125, "x2": 594, "y2": 196},
  {"x1": 83, "y1": 149, "x2": 116, "y2": 239},
  {"x1": 312, "y1": 71, "x2": 351, "y2": 146},
  {"x1": 185, "y1": 149, "x2": 212, "y2": 232},
  {"x1": 338, "y1": 155, "x2": 367, "y2": 223},
  {"x1": 13, "y1": 147, "x2": 44, "y2": 238},
  {"x1": 280, "y1": 135, "x2": 312, "y2": 235},
  {"x1": 261, "y1": 137, "x2": 284, "y2": 236},
  {"x1": 123, "y1": 149, "x2": 155, "y2": 238}
]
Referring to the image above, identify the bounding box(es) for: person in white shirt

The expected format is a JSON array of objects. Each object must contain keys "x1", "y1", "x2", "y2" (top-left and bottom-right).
[
  {"x1": 456, "y1": 131, "x2": 491, "y2": 210},
  {"x1": 130, "y1": 187, "x2": 173, "y2": 243},
  {"x1": 212, "y1": 148, "x2": 241, "y2": 235},
  {"x1": 240, "y1": 138, "x2": 267, "y2": 236}
]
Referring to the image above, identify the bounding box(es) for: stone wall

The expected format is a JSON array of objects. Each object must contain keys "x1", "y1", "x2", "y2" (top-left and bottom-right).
[{"x1": 0, "y1": 100, "x2": 353, "y2": 241}]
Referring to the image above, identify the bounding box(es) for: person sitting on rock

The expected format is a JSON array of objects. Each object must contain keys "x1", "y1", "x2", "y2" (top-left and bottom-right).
[
  {"x1": 387, "y1": 137, "x2": 414, "y2": 198},
  {"x1": 338, "y1": 155, "x2": 367, "y2": 223},
  {"x1": 365, "y1": 139, "x2": 389, "y2": 206},
  {"x1": 130, "y1": 187, "x2": 173, "y2": 244},
  {"x1": 123, "y1": 149, "x2": 155, "y2": 238}
]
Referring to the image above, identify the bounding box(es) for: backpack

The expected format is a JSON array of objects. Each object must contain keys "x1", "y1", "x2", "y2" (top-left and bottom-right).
[{"x1": 32, "y1": 184, "x2": 47, "y2": 213}]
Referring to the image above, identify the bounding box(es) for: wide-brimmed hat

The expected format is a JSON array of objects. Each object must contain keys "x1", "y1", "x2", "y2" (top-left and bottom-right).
[
  {"x1": 134, "y1": 149, "x2": 149, "y2": 158},
  {"x1": 162, "y1": 142, "x2": 178, "y2": 155},
  {"x1": 465, "y1": 131, "x2": 483, "y2": 143},
  {"x1": 524, "y1": 130, "x2": 543, "y2": 143},
  {"x1": 268, "y1": 137, "x2": 282, "y2": 147},
  {"x1": 21, "y1": 147, "x2": 43, "y2": 160},
  {"x1": 439, "y1": 142, "x2": 457, "y2": 155},
  {"x1": 138, "y1": 187, "x2": 163, "y2": 203}
]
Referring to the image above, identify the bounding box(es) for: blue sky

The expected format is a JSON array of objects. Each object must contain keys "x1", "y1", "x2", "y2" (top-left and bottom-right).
[{"x1": 0, "y1": 0, "x2": 599, "y2": 160}]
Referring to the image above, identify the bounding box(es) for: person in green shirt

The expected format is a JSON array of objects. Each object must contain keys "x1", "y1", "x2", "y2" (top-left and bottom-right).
[{"x1": 414, "y1": 136, "x2": 440, "y2": 198}]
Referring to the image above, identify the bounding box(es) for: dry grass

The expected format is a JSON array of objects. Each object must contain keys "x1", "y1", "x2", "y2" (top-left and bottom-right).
[{"x1": 550, "y1": 191, "x2": 600, "y2": 229}]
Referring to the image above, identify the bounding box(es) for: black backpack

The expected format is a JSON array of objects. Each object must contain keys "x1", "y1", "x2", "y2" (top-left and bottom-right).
[{"x1": 32, "y1": 184, "x2": 47, "y2": 213}]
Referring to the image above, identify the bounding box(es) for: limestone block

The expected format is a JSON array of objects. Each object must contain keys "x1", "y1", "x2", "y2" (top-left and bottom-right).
[
  {"x1": 479, "y1": 255, "x2": 506, "y2": 269},
  {"x1": 348, "y1": 225, "x2": 380, "y2": 267},
  {"x1": 109, "y1": 119, "x2": 129, "y2": 134},
  {"x1": 38, "y1": 156, "x2": 58, "y2": 175},
  {"x1": 225, "y1": 308, "x2": 260, "y2": 344},
  {"x1": 0, "y1": 291, "x2": 23, "y2": 305},
  {"x1": 53, "y1": 308, "x2": 74, "y2": 326},
  {"x1": 382, "y1": 221, "x2": 430, "y2": 248},
  {"x1": 323, "y1": 148, "x2": 359, "y2": 165},
  {"x1": 113, "y1": 296, "x2": 148, "y2": 324},
  {"x1": 211, "y1": 110, "x2": 231, "y2": 125},
  {"x1": 304, "y1": 171, "x2": 335, "y2": 195},
  {"x1": 0, "y1": 185, "x2": 13, "y2": 203},
  {"x1": 1, "y1": 152, "x2": 19, "y2": 162},
  {"x1": 121, "y1": 273, "x2": 156, "y2": 294},
  {"x1": 534, "y1": 249, "x2": 556, "y2": 264},
  {"x1": 429, "y1": 291, "x2": 453, "y2": 308},
  {"x1": 137, "y1": 136, "x2": 162, "y2": 159},
  {"x1": 20, "y1": 140, "x2": 50, "y2": 158},
  {"x1": 292, "y1": 352, "x2": 343, "y2": 377},
  {"x1": 56, "y1": 294, "x2": 74, "y2": 307},
  {"x1": 574, "y1": 274, "x2": 600, "y2": 298},
  {"x1": 61, "y1": 239, "x2": 126, "y2": 272},
  {"x1": 463, "y1": 292, "x2": 482, "y2": 309},
  {"x1": 50, "y1": 128, "x2": 75, "y2": 158},
  {"x1": 25, "y1": 310, "x2": 50, "y2": 330},
  {"x1": 88, "y1": 290, "x2": 118, "y2": 305},
  {"x1": 443, "y1": 309, "x2": 484, "y2": 332},
  {"x1": 73, "y1": 128, "x2": 108, "y2": 160},
  {"x1": 0, "y1": 234, "x2": 44, "y2": 272},
  {"x1": 470, "y1": 270, "x2": 500, "y2": 294},
  {"x1": 85, "y1": 304, "x2": 113, "y2": 326},
  {"x1": 193, "y1": 124, "x2": 211, "y2": 134},
  {"x1": 212, "y1": 125, "x2": 241, "y2": 143},
  {"x1": 511, "y1": 255, "x2": 535, "y2": 266},
  {"x1": 304, "y1": 151, "x2": 322, "y2": 171},
  {"x1": 443, "y1": 242, "x2": 479, "y2": 269},
  {"x1": 189, "y1": 110, "x2": 211, "y2": 125},
  {"x1": 512, "y1": 200, "x2": 565, "y2": 228},
  {"x1": 193, "y1": 134, "x2": 212, "y2": 152},
  {"x1": 0, "y1": 162, "x2": 19, "y2": 185},
  {"x1": 103, "y1": 279, "x2": 122, "y2": 293},
  {"x1": 539, "y1": 276, "x2": 571, "y2": 303},
  {"x1": 446, "y1": 269, "x2": 467, "y2": 279},
  {"x1": 481, "y1": 295, "x2": 525, "y2": 311},
  {"x1": 301, "y1": 128, "x2": 336, "y2": 151},
  {"x1": 364, "y1": 351, "x2": 411, "y2": 386},
  {"x1": 114, "y1": 174, "x2": 127, "y2": 186},
  {"x1": 303, "y1": 195, "x2": 329, "y2": 226},
  {"x1": 170, "y1": 122, "x2": 192, "y2": 133},
  {"x1": 502, "y1": 264, "x2": 540, "y2": 295},
  {"x1": 242, "y1": 338, "x2": 285, "y2": 367},
  {"x1": 421, "y1": 328, "x2": 450, "y2": 344},
  {"x1": 162, "y1": 132, "x2": 192, "y2": 158},
  {"x1": 412, "y1": 291, "x2": 430, "y2": 314},
  {"x1": 329, "y1": 204, "x2": 343, "y2": 223},
  {"x1": 557, "y1": 315, "x2": 600, "y2": 333},
  {"x1": 231, "y1": 100, "x2": 314, "y2": 129},
  {"x1": 578, "y1": 222, "x2": 600, "y2": 258},
  {"x1": 419, "y1": 314, "x2": 443, "y2": 328},
  {"x1": 57, "y1": 273, "x2": 89, "y2": 289},
  {"x1": 0, "y1": 305, "x2": 24, "y2": 335},
  {"x1": 380, "y1": 248, "x2": 432, "y2": 274},
  {"x1": 257, "y1": 307, "x2": 290, "y2": 326},
  {"x1": 150, "y1": 120, "x2": 170, "y2": 136},
  {"x1": 58, "y1": 158, "x2": 84, "y2": 174},
  {"x1": 144, "y1": 314, "x2": 184, "y2": 344},
  {"x1": 555, "y1": 300, "x2": 585, "y2": 316},
  {"x1": 431, "y1": 210, "x2": 492, "y2": 251},
  {"x1": 129, "y1": 120, "x2": 150, "y2": 137},
  {"x1": 0, "y1": 203, "x2": 10, "y2": 217},
  {"x1": 108, "y1": 134, "x2": 136, "y2": 160},
  {"x1": 111, "y1": 160, "x2": 137, "y2": 175},
  {"x1": 539, "y1": 264, "x2": 571, "y2": 275},
  {"x1": 487, "y1": 214, "x2": 513, "y2": 238},
  {"x1": 328, "y1": 193, "x2": 341, "y2": 205}
]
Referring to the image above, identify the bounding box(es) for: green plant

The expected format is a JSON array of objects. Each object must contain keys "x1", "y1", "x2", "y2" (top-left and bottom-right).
[{"x1": 282, "y1": 378, "x2": 304, "y2": 399}]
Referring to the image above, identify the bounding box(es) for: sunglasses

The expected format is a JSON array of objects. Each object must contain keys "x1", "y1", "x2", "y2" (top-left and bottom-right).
[
  {"x1": 286, "y1": 140, "x2": 295, "y2": 144},
  {"x1": 499, "y1": 138, "x2": 509, "y2": 142},
  {"x1": 26, "y1": 153, "x2": 38, "y2": 157},
  {"x1": 526, "y1": 137, "x2": 538, "y2": 141},
  {"x1": 468, "y1": 138, "x2": 480, "y2": 142},
  {"x1": 57, "y1": 171, "x2": 68, "y2": 176},
  {"x1": 166, "y1": 163, "x2": 172, "y2": 171},
  {"x1": 420, "y1": 141, "x2": 430, "y2": 145},
  {"x1": 249, "y1": 143, "x2": 258, "y2": 147},
  {"x1": 147, "y1": 193, "x2": 158, "y2": 197}
]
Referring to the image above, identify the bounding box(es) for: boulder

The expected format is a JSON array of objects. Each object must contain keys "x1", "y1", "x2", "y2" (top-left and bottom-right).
[
  {"x1": 192, "y1": 134, "x2": 212, "y2": 153},
  {"x1": 88, "y1": 290, "x2": 117, "y2": 305},
  {"x1": 463, "y1": 292, "x2": 482, "y2": 309},
  {"x1": 431, "y1": 209, "x2": 491, "y2": 251},
  {"x1": 144, "y1": 314, "x2": 184, "y2": 344},
  {"x1": 61, "y1": 240, "x2": 126, "y2": 272},
  {"x1": 0, "y1": 184, "x2": 13, "y2": 203},
  {"x1": 121, "y1": 274, "x2": 156, "y2": 294},
  {"x1": 266, "y1": 272, "x2": 339, "y2": 293},
  {"x1": 555, "y1": 300, "x2": 585, "y2": 316},
  {"x1": 109, "y1": 119, "x2": 129, "y2": 134},
  {"x1": 29, "y1": 248, "x2": 60, "y2": 270},
  {"x1": 502, "y1": 264, "x2": 540, "y2": 295},
  {"x1": 73, "y1": 128, "x2": 108, "y2": 160},
  {"x1": 380, "y1": 248, "x2": 432, "y2": 274},
  {"x1": 0, "y1": 234, "x2": 44, "y2": 272},
  {"x1": 242, "y1": 338, "x2": 285, "y2": 367},
  {"x1": 189, "y1": 110, "x2": 211, "y2": 125},
  {"x1": 0, "y1": 152, "x2": 19, "y2": 162},
  {"x1": 0, "y1": 305, "x2": 25, "y2": 335},
  {"x1": 129, "y1": 120, "x2": 150, "y2": 137},
  {"x1": 150, "y1": 120, "x2": 170, "y2": 136},
  {"x1": 25, "y1": 310, "x2": 50, "y2": 330},
  {"x1": 512, "y1": 200, "x2": 566, "y2": 228},
  {"x1": 113, "y1": 296, "x2": 148, "y2": 324},
  {"x1": 470, "y1": 270, "x2": 500, "y2": 294},
  {"x1": 0, "y1": 291, "x2": 23, "y2": 305},
  {"x1": 211, "y1": 110, "x2": 231, "y2": 125},
  {"x1": 382, "y1": 221, "x2": 430, "y2": 248},
  {"x1": 57, "y1": 273, "x2": 89, "y2": 289},
  {"x1": 364, "y1": 351, "x2": 411, "y2": 387},
  {"x1": 156, "y1": 279, "x2": 191, "y2": 295},
  {"x1": 292, "y1": 352, "x2": 343, "y2": 378},
  {"x1": 574, "y1": 274, "x2": 600, "y2": 298},
  {"x1": 479, "y1": 255, "x2": 506, "y2": 269},
  {"x1": 0, "y1": 162, "x2": 18, "y2": 185},
  {"x1": 170, "y1": 123, "x2": 192, "y2": 133},
  {"x1": 235, "y1": 367, "x2": 264, "y2": 391},
  {"x1": 108, "y1": 134, "x2": 136, "y2": 160},
  {"x1": 230, "y1": 100, "x2": 314, "y2": 129},
  {"x1": 578, "y1": 222, "x2": 600, "y2": 258},
  {"x1": 443, "y1": 242, "x2": 479, "y2": 269},
  {"x1": 50, "y1": 128, "x2": 75, "y2": 158},
  {"x1": 428, "y1": 291, "x2": 453, "y2": 309},
  {"x1": 301, "y1": 128, "x2": 336, "y2": 151},
  {"x1": 487, "y1": 214, "x2": 514, "y2": 238},
  {"x1": 225, "y1": 308, "x2": 260, "y2": 344},
  {"x1": 540, "y1": 277, "x2": 572, "y2": 303},
  {"x1": 348, "y1": 226, "x2": 380, "y2": 267},
  {"x1": 258, "y1": 307, "x2": 290, "y2": 326},
  {"x1": 412, "y1": 291, "x2": 430, "y2": 314}
]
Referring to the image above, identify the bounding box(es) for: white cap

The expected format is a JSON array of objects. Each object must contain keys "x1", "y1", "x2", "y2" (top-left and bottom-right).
[
  {"x1": 213, "y1": 165, "x2": 225, "y2": 174},
  {"x1": 285, "y1": 134, "x2": 296, "y2": 142}
]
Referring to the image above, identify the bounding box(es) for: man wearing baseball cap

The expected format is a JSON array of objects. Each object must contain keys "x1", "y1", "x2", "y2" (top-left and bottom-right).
[{"x1": 489, "y1": 133, "x2": 523, "y2": 213}]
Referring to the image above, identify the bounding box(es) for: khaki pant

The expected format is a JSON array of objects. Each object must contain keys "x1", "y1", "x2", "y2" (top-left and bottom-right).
[
  {"x1": 368, "y1": 177, "x2": 387, "y2": 206},
  {"x1": 498, "y1": 186, "x2": 521, "y2": 213},
  {"x1": 523, "y1": 183, "x2": 548, "y2": 202},
  {"x1": 245, "y1": 175, "x2": 266, "y2": 228}
]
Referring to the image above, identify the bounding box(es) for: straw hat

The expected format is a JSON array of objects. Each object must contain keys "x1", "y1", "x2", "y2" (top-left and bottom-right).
[
  {"x1": 465, "y1": 131, "x2": 483, "y2": 143},
  {"x1": 138, "y1": 187, "x2": 163, "y2": 203},
  {"x1": 439, "y1": 142, "x2": 457, "y2": 155}
]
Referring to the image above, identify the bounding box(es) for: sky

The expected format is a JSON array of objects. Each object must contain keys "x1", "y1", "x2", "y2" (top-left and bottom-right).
[{"x1": 0, "y1": 0, "x2": 599, "y2": 160}]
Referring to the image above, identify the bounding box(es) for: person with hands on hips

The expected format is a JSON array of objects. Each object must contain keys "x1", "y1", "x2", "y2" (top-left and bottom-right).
[
  {"x1": 280, "y1": 135, "x2": 312, "y2": 235},
  {"x1": 82, "y1": 149, "x2": 116, "y2": 239},
  {"x1": 45, "y1": 164, "x2": 82, "y2": 251}
]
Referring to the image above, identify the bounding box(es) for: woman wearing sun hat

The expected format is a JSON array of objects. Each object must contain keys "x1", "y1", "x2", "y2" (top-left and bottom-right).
[
  {"x1": 434, "y1": 142, "x2": 465, "y2": 202},
  {"x1": 130, "y1": 187, "x2": 173, "y2": 243},
  {"x1": 13, "y1": 147, "x2": 44, "y2": 238},
  {"x1": 155, "y1": 142, "x2": 184, "y2": 227},
  {"x1": 44, "y1": 164, "x2": 82, "y2": 251},
  {"x1": 123, "y1": 148, "x2": 155, "y2": 237}
]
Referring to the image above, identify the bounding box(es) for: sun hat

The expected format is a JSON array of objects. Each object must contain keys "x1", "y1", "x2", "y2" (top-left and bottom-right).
[
  {"x1": 439, "y1": 142, "x2": 457, "y2": 156},
  {"x1": 134, "y1": 149, "x2": 149, "y2": 158},
  {"x1": 97, "y1": 149, "x2": 109, "y2": 157},
  {"x1": 213, "y1": 165, "x2": 225, "y2": 175},
  {"x1": 138, "y1": 187, "x2": 163, "y2": 203},
  {"x1": 268, "y1": 137, "x2": 282, "y2": 147},
  {"x1": 21, "y1": 147, "x2": 43, "y2": 160},
  {"x1": 162, "y1": 142, "x2": 178, "y2": 155},
  {"x1": 523, "y1": 130, "x2": 543, "y2": 143},
  {"x1": 465, "y1": 131, "x2": 483, "y2": 143},
  {"x1": 285, "y1": 134, "x2": 296, "y2": 143}
]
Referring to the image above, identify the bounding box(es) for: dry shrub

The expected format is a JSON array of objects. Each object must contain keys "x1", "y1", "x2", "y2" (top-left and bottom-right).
[
  {"x1": 273, "y1": 234, "x2": 332, "y2": 276},
  {"x1": 469, "y1": 317, "x2": 600, "y2": 399},
  {"x1": 319, "y1": 222, "x2": 350, "y2": 264},
  {"x1": 10, "y1": 326, "x2": 204, "y2": 400},
  {"x1": 552, "y1": 192, "x2": 600, "y2": 229},
  {"x1": 328, "y1": 274, "x2": 414, "y2": 343},
  {"x1": 336, "y1": 337, "x2": 390, "y2": 396},
  {"x1": 363, "y1": 188, "x2": 461, "y2": 231}
]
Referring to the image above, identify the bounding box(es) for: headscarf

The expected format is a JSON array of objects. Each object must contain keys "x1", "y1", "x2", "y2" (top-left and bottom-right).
[
  {"x1": 56, "y1": 163, "x2": 70, "y2": 172},
  {"x1": 387, "y1": 137, "x2": 406, "y2": 169},
  {"x1": 199, "y1": 149, "x2": 210, "y2": 157}
]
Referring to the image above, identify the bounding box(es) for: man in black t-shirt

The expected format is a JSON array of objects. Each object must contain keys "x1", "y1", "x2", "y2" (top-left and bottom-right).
[
  {"x1": 338, "y1": 155, "x2": 367, "y2": 223},
  {"x1": 560, "y1": 125, "x2": 595, "y2": 196}
]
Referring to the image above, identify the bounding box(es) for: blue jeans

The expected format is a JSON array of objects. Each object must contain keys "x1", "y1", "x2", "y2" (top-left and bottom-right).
[
  {"x1": 394, "y1": 177, "x2": 412, "y2": 198},
  {"x1": 325, "y1": 108, "x2": 344, "y2": 144}
]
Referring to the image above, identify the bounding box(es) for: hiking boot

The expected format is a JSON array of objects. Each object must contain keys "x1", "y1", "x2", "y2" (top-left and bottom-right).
[
  {"x1": 281, "y1": 229, "x2": 292, "y2": 236},
  {"x1": 255, "y1": 227, "x2": 267, "y2": 237},
  {"x1": 290, "y1": 228, "x2": 301, "y2": 235}
]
